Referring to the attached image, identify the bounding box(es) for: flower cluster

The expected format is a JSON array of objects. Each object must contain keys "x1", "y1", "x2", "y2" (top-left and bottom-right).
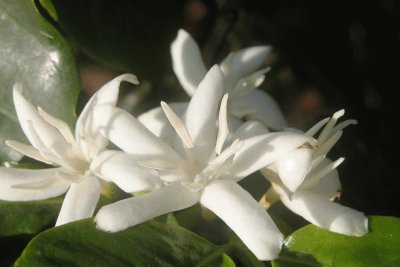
[{"x1": 0, "y1": 29, "x2": 368, "y2": 261}]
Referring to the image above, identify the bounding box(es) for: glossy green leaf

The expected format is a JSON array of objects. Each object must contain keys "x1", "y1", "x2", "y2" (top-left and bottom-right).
[
  {"x1": 0, "y1": 198, "x2": 62, "y2": 237},
  {"x1": 0, "y1": 0, "x2": 80, "y2": 162},
  {"x1": 51, "y1": 0, "x2": 188, "y2": 80},
  {"x1": 15, "y1": 219, "x2": 240, "y2": 267},
  {"x1": 272, "y1": 216, "x2": 400, "y2": 267}
]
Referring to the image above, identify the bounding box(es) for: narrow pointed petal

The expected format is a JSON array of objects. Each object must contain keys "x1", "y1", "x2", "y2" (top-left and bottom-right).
[
  {"x1": 13, "y1": 86, "x2": 70, "y2": 152},
  {"x1": 161, "y1": 101, "x2": 193, "y2": 148},
  {"x1": 91, "y1": 150, "x2": 163, "y2": 193},
  {"x1": 184, "y1": 65, "x2": 224, "y2": 159},
  {"x1": 137, "y1": 102, "x2": 188, "y2": 140},
  {"x1": 76, "y1": 74, "x2": 138, "y2": 157},
  {"x1": 222, "y1": 132, "x2": 314, "y2": 181},
  {"x1": 230, "y1": 89, "x2": 287, "y2": 130},
  {"x1": 171, "y1": 29, "x2": 207, "y2": 96},
  {"x1": 103, "y1": 108, "x2": 182, "y2": 163},
  {"x1": 6, "y1": 140, "x2": 52, "y2": 164},
  {"x1": 305, "y1": 117, "x2": 330, "y2": 136},
  {"x1": 281, "y1": 190, "x2": 368, "y2": 236},
  {"x1": 221, "y1": 46, "x2": 272, "y2": 90},
  {"x1": 277, "y1": 147, "x2": 313, "y2": 192},
  {"x1": 0, "y1": 167, "x2": 69, "y2": 201},
  {"x1": 200, "y1": 180, "x2": 283, "y2": 260},
  {"x1": 56, "y1": 175, "x2": 101, "y2": 226},
  {"x1": 317, "y1": 109, "x2": 345, "y2": 145},
  {"x1": 95, "y1": 182, "x2": 200, "y2": 232},
  {"x1": 216, "y1": 94, "x2": 230, "y2": 155}
]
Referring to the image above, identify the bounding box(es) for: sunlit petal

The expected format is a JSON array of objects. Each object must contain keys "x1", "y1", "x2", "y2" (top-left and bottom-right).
[
  {"x1": 184, "y1": 65, "x2": 224, "y2": 160},
  {"x1": 137, "y1": 102, "x2": 187, "y2": 141},
  {"x1": 0, "y1": 167, "x2": 69, "y2": 201},
  {"x1": 221, "y1": 46, "x2": 271, "y2": 90},
  {"x1": 91, "y1": 150, "x2": 163, "y2": 193},
  {"x1": 56, "y1": 175, "x2": 101, "y2": 226},
  {"x1": 222, "y1": 132, "x2": 314, "y2": 181},
  {"x1": 281, "y1": 190, "x2": 368, "y2": 236},
  {"x1": 171, "y1": 29, "x2": 207, "y2": 96},
  {"x1": 103, "y1": 108, "x2": 182, "y2": 163},
  {"x1": 230, "y1": 89, "x2": 287, "y2": 130},
  {"x1": 75, "y1": 74, "x2": 138, "y2": 157},
  {"x1": 95, "y1": 182, "x2": 200, "y2": 232},
  {"x1": 13, "y1": 85, "x2": 70, "y2": 153},
  {"x1": 200, "y1": 180, "x2": 283, "y2": 260}
]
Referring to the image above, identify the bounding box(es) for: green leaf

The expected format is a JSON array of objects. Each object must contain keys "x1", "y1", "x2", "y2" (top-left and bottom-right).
[
  {"x1": 51, "y1": 0, "x2": 187, "y2": 80},
  {"x1": 0, "y1": 0, "x2": 80, "y2": 162},
  {"x1": 15, "y1": 219, "x2": 237, "y2": 267},
  {"x1": 0, "y1": 198, "x2": 62, "y2": 237},
  {"x1": 272, "y1": 216, "x2": 400, "y2": 267}
]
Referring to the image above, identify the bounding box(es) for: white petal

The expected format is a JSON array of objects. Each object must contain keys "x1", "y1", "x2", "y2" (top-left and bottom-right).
[
  {"x1": 200, "y1": 180, "x2": 283, "y2": 260},
  {"x1": 95, "y1": 182, "x2": 200, "y2": 232},
  {"x1": 76, "y1": 74, "x2": 138, "y2": 157},
  {"x1": 56, "y1": 175, "x2": 101, "y2": 226},
  {"x1": 137, "y1": 102, "x2": 188, "y2": 141},
  {"x1": 277, "y1": 147, "x2": 313, "y2": 192},
  {"x1": 303, "y1": 158, "x2": 342, "y2": 200},
  {"x1": 184, "y1": 65, "x2": 224, "y2": 160},
  {"x1": 13, "y1": 86, "x2": 70, "y2": 153},
  {"x1": 221, "y1": 46, "x2": 272, "y2": 90},
  {"x1": 0, "y1": 167, "x2": 69, "y2": 201},
  {"x1": 281, "y1": 190, "x2": 368, "y2": 236},
  {"x1": 171, "y1": 29, "x2": 207, "y2": 96},
  {"x1": 224, "y1": 120, "x2": 269, "y2": 151},
  {"x1": 222, "y1": 132, "x2": 314, "y2": 181},
  {"x1": 311, "y1": 168, "x2": 341, "y2": 200},
  {"x1": 230, "y1": 120, "x2": 269, "y2": 140},
  {"x1": 230, "y1": 89, "x2": 287, "y2": 130},
  {"x1": 91, "y1": 150, "x2": 163, "y2": 193},
  {"x1": 103, "y1": 108, "x2": 182, "y2": 163}
]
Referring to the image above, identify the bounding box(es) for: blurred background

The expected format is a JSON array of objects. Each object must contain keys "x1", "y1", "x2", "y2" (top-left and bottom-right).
[{"x1": 45, "y1": 0, "x2": 399, "y2": 217}]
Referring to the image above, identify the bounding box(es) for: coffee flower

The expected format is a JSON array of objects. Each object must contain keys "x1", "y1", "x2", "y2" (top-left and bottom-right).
[
  {"x1": 95, "y1": 66, "x2": 312, "y2": 260},
  {"x1": 260, "y1": 110, "x2": 368, "y2": 236},
  {"x1": 0, "y1": 74, "x2": 150, "y2": 226}
]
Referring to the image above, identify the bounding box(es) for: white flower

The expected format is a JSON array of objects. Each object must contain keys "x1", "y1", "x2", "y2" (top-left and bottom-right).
[
  {"x1": 0, "y1": 74, "x2": 146, "y2": 226},
  {"x1": 137, "y1": 29, "x2": 286, "y2": 138},
  {"x1": 95, "y1": 66, "x2": 313, "y2": 261},
  {"x1": 260, "y1": 110, "x2": 368, "y2": 236}
]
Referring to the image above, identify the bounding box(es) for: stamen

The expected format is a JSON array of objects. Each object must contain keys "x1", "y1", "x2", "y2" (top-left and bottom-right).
[
  {"x1": 215, "y1": 94, "x2": 229, "y2": 155},
  {"x1": 317, "y1": 109, "x2": 345, "y2": 145},
  {"x1": 5, "y1": 140, "x2": 53, "y2": 164},
  {"x1": 313, "y1": 131, "x2": 342, "y2": 159},
  {"x1": 305, "y1": 118, "x2": 330, "y2": 136},
  {"x1": 331, "y1": 119, "x2": 358, "y2": 136},
  {"x1": 38, "y1": 107, "x2": 76, "y2": 146},
  {"x1": 161, "y1": 101, "x2": 194, "y2": 148},
  {"x1": 302, "y1": 157, "x2": 345, "y2": 188}
]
